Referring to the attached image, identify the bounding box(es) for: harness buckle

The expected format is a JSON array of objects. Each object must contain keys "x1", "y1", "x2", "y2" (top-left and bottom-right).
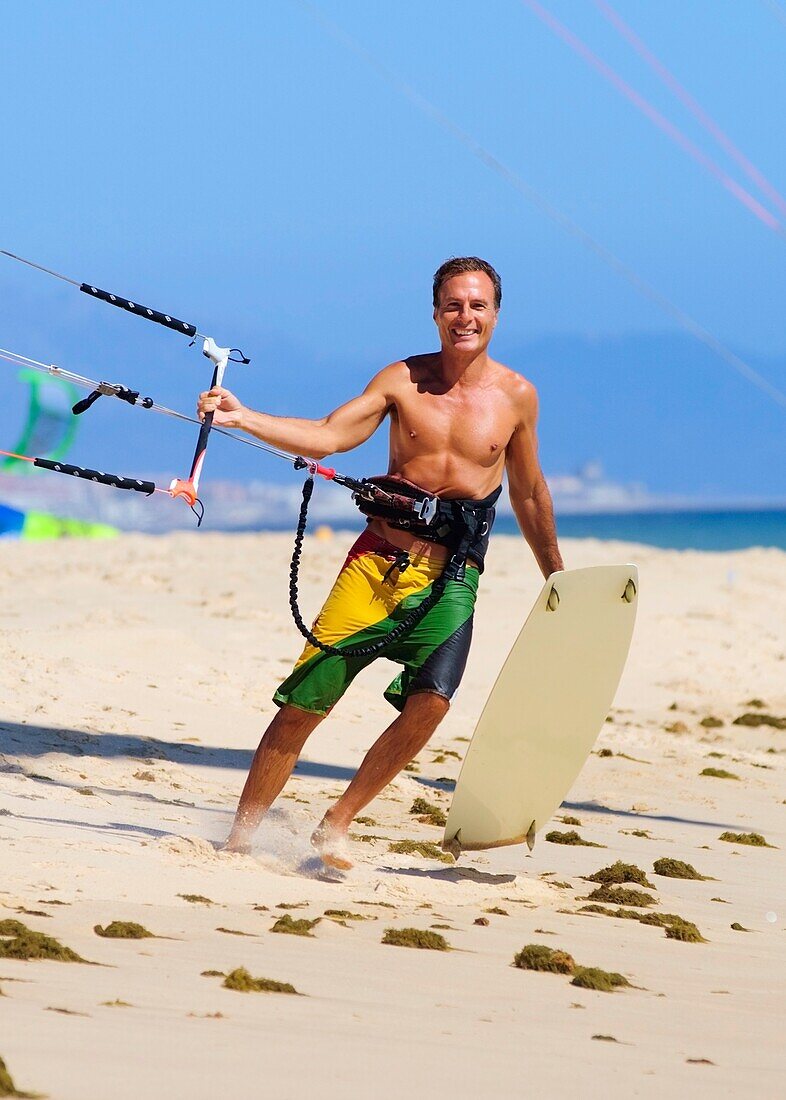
[{"x1": 415, "y1": 495, "x2": 438, "y2": 524}]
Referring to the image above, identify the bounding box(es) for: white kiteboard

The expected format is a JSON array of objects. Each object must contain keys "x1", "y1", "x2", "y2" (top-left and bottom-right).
[{"x1": 442, "y1": 564, "x2": 638, "y2": 857}]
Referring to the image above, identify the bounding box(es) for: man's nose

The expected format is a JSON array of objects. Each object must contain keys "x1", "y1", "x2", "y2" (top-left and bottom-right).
[{"x1": 458, "y1": 304, "x2": 473, "y2": 324}]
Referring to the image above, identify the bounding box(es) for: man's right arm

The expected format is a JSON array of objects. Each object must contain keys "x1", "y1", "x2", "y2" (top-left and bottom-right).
[{"x1": 197, "y1": 365, "x2": 397, "y2": 460}]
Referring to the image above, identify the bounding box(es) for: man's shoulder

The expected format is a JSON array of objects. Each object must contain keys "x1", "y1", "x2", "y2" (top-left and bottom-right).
[
  {"x1": 365, "y1": 358, "x2": 411, "y2": 395},
  {"x1": 489, "y1": 360, "x2": 538, "y2": 406},
  {"x1": 380, "y1": 354, "x2": 440, "y2": 388},
  {"x1": 402, "y1": 353, "x2": 439, "y2": 374},
  {"x1": 373, "y1": 356, "x2": 429, "y2": 379}
]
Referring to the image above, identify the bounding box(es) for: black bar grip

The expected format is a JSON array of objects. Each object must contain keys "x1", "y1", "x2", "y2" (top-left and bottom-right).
[
  {"x1": 72, "y1": 390, "x2": 103, "y2": 415},
  {"x1": 34, "y1": 458, "x2": 156, "y2": 495},
  {"x1": 79, "y1": 283, "x2": 197, "y2": 338}
]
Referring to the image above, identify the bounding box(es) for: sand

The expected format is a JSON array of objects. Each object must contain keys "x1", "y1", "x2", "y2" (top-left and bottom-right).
[{"x1": 0, "y1": 530, "x2": 784, "y2": 1098}]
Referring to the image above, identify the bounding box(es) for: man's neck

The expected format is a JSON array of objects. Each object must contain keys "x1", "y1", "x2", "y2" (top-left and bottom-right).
[{"x1": 437, "y1": 347, "x2": 491, "y2": 385}]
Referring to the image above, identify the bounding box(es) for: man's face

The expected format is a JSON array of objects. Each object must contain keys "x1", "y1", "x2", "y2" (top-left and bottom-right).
[{"x1": 433, "y1": 271, "x2": 498, "y2": 355}]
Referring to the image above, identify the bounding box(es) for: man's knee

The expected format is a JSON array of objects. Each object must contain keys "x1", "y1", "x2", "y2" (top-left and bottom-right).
[
  {"x1": 403, "y1": 690, "x2": 451, "y2": 726},
  {"x1": 264, "y1": 705, "x2": 322, "y2": 753}
]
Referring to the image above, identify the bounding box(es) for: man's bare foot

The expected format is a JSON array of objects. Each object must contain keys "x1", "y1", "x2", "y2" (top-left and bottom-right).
[
  {"x1": 221, "y1": 832, "x2": 252, "y2": 855},
  {"x1": 311, "y1": 820, "x2": 353, "y2": 871}
]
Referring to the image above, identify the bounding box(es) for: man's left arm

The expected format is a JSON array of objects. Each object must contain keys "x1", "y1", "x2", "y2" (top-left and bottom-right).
[{"x1": 505, "y1": 381, "x2": 564, "y2": 579}]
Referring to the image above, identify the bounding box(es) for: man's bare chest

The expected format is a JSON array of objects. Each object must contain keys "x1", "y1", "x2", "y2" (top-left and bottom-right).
[{"x1": 392, "y1": 389, "x2": 516, "y2": 468}]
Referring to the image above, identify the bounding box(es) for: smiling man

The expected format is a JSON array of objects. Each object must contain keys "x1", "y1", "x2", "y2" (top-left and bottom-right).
[{"x1": 197, "y1": 256, "x2": 563, "y2": 869}]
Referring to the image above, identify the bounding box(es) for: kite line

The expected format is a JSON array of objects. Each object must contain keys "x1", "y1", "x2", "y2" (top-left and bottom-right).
[
  {"x1": 519, "y1": 0, "x2": 782, "y2": 234},
  {"x1": 594, "y1": 0, "x2": 786, "y2": 219},
  {"x1": 299, "y1": 1, "x2": 786, "y2": 413}
]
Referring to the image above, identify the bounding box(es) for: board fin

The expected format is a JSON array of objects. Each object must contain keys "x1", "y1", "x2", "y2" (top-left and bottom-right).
[
  {"x1": 526, "y1": 819, "x2": 537, "y2": 851},
  {"x1": 442, "y1": 829, "x2": 462, "y2": 861}
]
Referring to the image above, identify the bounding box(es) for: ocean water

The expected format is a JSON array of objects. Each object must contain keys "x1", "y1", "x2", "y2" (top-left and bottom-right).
[{"x1": 493, "y1": 510, "x2": 786, "y2": 551}]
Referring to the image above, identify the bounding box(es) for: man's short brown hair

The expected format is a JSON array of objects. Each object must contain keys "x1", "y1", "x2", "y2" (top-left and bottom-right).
[{"x1": 432, "y1": 256, "x2": 502, "y2": 310}]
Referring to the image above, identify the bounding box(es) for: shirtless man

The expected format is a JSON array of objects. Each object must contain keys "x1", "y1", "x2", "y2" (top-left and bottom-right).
[{"x1": 197, "y1": 256, "x2": 563, "y2": 869}]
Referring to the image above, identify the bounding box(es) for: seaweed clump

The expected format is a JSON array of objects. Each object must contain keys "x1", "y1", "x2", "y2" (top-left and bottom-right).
[
  {"x1": 0, "y1": 926, "x2": 86, "y2": 963},
  {"x1": 733, "y1": 713, "x2": 786, "y2": 729},
  {"x1": 177, "y1": 894, "x2": 213, "y2": 905},
  {"x1": 571, "y1": 967, "x2": 630, "y2": 992},
  {"x1": 719, "y1": 832, "x2": 774, "y2": 847},
  {"x1": 664, "y1": 920, "x2": 706, "y2": 943},
  {"x1": 587, "y1": 861, "x2": 654, "y2": 888},
  {"x1": 653, "y1": 858, "x2": 708, "y2": 880},
  {"x1": 270, "y1": 915, "x2": 318, "y2": 937},
  {"x1": 579, "y1": 905, "x2": 706, "y2": 942},
  {"x1": 0, "y1": 1055, "x2": 38, "y2": 1099},
  {"x1": 544, "y1": 830, "x2": 604, "y2": 848},
  {"x1": 512, "y1": 944, "x2": 575, "y2": 974},
  {"x1": 513, "y1": 945, "x2": 632, "y2": 991},
  {"x1": 700, "y1": 768, "x2": 739, "y2": 780},
  {"x1": 388, "y1": 839, "x2": 453, "y2": 863},
  {"x1": 586, "y1": 885, "x2": 656, "y2": 908},
  {"x1": 382, "y1": 928, "x2": 449, "y2": 951},
  {"x1": 409, "y1": 798, "x2": 447, "y2": 827},
  {"x1": 559, "y1": 815, "x2": 582, "y2": 826},
  {"x1": 0, "y1": 921, "x2": 29, "y2": 937},
  {"x1": 222, "y1": 967, "x2": 298, "y2": 994},
  {"x1": 94, "y1": 922, "x2": 153, "y2": 939},
  {"x1": 583, "y1": 905, "x2": 663, "y2": 925}
]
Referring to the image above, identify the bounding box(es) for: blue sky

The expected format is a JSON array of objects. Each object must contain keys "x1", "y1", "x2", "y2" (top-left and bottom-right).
[{"x1": 1, "y1": 0, "x2": 785, "y2": 502}]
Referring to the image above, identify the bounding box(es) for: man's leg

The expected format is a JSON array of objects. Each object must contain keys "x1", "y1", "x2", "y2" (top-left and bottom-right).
[
  {"x1": 224, "y1": 704, "x2": 323, "y2": 852},
  {"x1": 312, "y1": 691, "x2": 449, "y2": 869}
]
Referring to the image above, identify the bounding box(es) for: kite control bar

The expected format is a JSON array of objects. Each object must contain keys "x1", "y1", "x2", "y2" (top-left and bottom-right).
[
  {"x1": 79, "y1": 282, "x2": 197, "y2": 337},
  {"x1": 0, "y1": 249, "x2": 252, "y2": 525},
  {"x1": 33, "y1": 457, "x2": 157, "y2": 495}
]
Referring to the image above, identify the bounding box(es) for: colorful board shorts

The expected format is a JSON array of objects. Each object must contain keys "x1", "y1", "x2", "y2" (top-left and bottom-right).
[{"x1": 274, "y1": 528, "x2": 479, "y2": 717}]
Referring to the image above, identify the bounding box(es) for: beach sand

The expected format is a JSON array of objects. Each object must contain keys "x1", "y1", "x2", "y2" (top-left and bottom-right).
[{"x1": 1, "y1": 531, "x2": 784, "y2": 1098}]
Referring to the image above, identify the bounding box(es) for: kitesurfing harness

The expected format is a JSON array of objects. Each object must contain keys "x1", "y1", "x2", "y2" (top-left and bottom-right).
[{"x1": 288, "y1": 468, "x2": 501, "y2": 658}]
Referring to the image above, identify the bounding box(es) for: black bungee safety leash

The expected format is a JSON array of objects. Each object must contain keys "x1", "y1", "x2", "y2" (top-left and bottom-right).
[{"x1": 287, "y1": 474, "x2": 454, "y2": 660}]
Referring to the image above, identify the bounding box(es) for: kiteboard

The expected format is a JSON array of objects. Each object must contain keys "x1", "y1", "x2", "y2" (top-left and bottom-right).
[{"x1": 442, "y1": 564, "x2": 638, "y2": 858}]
